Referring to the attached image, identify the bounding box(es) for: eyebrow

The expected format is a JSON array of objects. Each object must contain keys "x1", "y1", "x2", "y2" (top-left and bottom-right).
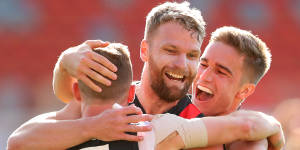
[
  {"x1": 163, "y1": 44, "x2": 178, "y2": 49},
  {"x1": 163, "y1": 44, "x2": 201, "y2": 54},
  {"x1": 200, "y1": 57, "x2": 233, "y2": 76},
  {"x1": 217, "y1": 63, "x2": 233, "y2": 76}
]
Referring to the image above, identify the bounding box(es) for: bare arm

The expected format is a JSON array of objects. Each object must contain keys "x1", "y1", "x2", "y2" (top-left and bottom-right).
[
  {"x1": 202, "y1": 111, "x2": 284, "y2": 149},
  {"x1": 7, "y1": 103, "x2": 153, "y2": 150},
  {"x1": 7, "y1": 101, "x2": 87, "y2": 150},
  {"x1": 53, "y1": 40, "x2": 117, "y2": 102},
  {"x1": 155, "y1": 110, "x2": 284, "y2": 150},
  {"x1": 155, "y1": 114, "x2": 246, "y2": 150}
]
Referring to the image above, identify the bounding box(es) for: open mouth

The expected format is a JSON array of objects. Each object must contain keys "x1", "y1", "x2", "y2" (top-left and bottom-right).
[
  {"x1": 196, "y1": 85, "x2": 214, "y2": 101},
  {"x1": 165, "y1": 72, "x2": 185, "y2": 82}
]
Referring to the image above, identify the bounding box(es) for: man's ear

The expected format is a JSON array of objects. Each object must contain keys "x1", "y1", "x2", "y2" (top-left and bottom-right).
[
  {"x1": 140, "y1": 40, "x2": 149, "y2": 62},
  {"x1": 72, "y1": 82, "x2": 82, "y2": 102},
  {"x1": 236, "y1": 83, "x2": 256, "y2": 100},
  {"x1": 118, "y1": 85, "x2": 135, "y2": 106}
]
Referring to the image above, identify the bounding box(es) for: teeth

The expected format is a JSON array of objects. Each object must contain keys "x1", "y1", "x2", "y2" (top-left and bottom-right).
[
  {"x1": 197, "y1": 85, "x2": 213, "y2": 95},
  {"x1": 167, "y1": 72, "x2": 184, "y2": 79}
]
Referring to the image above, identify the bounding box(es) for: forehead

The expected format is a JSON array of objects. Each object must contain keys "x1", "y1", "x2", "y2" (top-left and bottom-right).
[
  {"x1": 202, "y1": 41, "x2": 245, "y2": 74},
  {"x1": 149, "y1": 22, "x2": 202, "y2": 51}
]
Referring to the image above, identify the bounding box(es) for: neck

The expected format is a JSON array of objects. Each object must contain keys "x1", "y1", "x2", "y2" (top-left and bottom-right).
[
  {"x1": 136, "y1": 65, "x2": 179, "y2": 114},
  {"x1": 81, "y1": 103, "x2": 113, "y2": 118},
  {"x1": 57, "y1": 100, "x2": 82, "y2": 119},
  {"x1": 215, "y1": 99, "x2": 242, "y2": 116}
]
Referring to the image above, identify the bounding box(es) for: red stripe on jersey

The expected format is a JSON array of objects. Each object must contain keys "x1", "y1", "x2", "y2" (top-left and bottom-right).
[
  {"x1": 127, "y1": 84, "x2": 136, "y2": 103},
  {"x1": 179, "y1": 103, "x2": 201, "y2": 119}
]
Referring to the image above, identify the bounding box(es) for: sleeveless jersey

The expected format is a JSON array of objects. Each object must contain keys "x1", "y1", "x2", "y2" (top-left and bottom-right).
[{"x1": 68, "y1": 82, "x2": 204, "y2": 150}]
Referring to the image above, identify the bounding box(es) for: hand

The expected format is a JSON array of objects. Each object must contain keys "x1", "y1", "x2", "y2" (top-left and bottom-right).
[
  {"x1": 60, "y1": 40, "x2": 118, "y2": 92},
  {"x1": 232, "y1": 110, "x2": 285, "y2": 149},
  {"x1": 85, "y1": 105, "x2": 153, "y2": 142},
  {"x1": 267, "y1": 128, "x2": 285, "y2": 150}
]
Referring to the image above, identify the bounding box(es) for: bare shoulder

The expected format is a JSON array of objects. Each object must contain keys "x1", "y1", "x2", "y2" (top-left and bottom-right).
[
  {"x1": 55, "y1": 100, "x2": 81, "y2": 120},
  {"x1": 27, "y1": 111, "x2": 59, "y2": 123},
  {"x1": 29, "y1": 100, "x2": 81, "y2": 122}
]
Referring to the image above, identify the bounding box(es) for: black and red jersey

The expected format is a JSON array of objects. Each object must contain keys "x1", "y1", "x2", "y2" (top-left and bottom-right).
[
  {"x1": 127, "y1": 82, "x2": 204, "y2": 119},
  {"x1": 131, "y1": 93, "x2": 204, "y2": 119},
  {"x1": 68, "y1": 82, "x2": 204, "y2": 150}
]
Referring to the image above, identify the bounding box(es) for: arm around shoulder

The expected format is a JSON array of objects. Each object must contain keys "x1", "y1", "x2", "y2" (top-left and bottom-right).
[{"x1": 7, "y1": 102, "x2": 88, "y2": 150}]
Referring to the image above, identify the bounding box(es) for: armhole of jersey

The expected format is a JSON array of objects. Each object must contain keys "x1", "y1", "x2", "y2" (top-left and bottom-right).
[
  {"x1": 179, "y1": 103, "x2": 202, "y2": 119},
  {"x1": 127, "y1": 84, "x2": 136, "y2": 103}
]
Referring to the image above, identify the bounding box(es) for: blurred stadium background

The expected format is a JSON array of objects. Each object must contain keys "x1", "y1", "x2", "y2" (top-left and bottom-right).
[{"x1": 1, "y1": 0, "x2": 299, "y2": 149}]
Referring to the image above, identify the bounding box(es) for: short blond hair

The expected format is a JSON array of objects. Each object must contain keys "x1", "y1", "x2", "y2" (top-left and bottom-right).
[
  {"x1": 144, "y1": 1, "x2": 206, "y2": 42},
  {"x1": 210, "y1": 26, "x2": 271, "y2": 84}
]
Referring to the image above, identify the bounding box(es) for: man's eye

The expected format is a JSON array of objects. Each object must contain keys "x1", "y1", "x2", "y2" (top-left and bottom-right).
[
  {"x1": 187, "y1": 53, "x2": 199, "y2": 59},
  {"x1": 165, "y1": 49, "x2": 175, "y2": 53},
  {"x1": 217, "y1": 70, "x2": 226, "y2": 75},
  {"x1": 200, "y1": 63, "x2": 207, "y2": 68}
]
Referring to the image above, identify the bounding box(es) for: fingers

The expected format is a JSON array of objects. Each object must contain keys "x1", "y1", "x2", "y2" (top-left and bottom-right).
[
  {"x1": 126, "y1": 114, "x2": 154, "y2": 123},
  {"x1": 124, "y1": 124, "x2": 153, "y2": 133},
  {"x1": 268, "y1": 129, "x2": 285, "y2": 150},
  {"x1": 85, "y1": 51, "x2": 117, "y2": 79},
  {"x1": 78, "y1": 74, "x2": 102, "y2": 92},
  {"x1": 119, "y1": 133, "x2": 144, "y2": 142},
  {"x1": 88, "y1": 51, "x2": 118, "y2": 73},
  {"x1": 84, "y1": 40, "x2": 109, "y2": 49},
  {"x1": 120, "y1": 105, "x2": 144, "y2": 115},
  {"x1": 80, "y1": 64, "x2": 111, "y2": 85},
  {"x1": 80, "y1": 57, "x2": 113, "y2": 86}
]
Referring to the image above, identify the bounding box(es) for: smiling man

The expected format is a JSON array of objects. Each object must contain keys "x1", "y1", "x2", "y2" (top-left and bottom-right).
[
  {"x1": 136, "y1": 20, "x2": 203, "y2": 115},
  {"x1": 147, "y1": 27, "x2": 283, "y2": 150},
  {"x1": 191, "y1": 26, "x2": 283, "y2": 149},
  {"x1": 193, "y1": 26, "x2": 271, "y2": 116},
  {"x1": 7, "y1": 2, "x2": 284, "y2": 150},
  {"x1": 7, "y1": 2, "x2": 206, "y2": 149}
]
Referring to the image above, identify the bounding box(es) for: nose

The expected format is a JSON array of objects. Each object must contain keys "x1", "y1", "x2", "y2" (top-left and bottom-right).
[
  {"x1": 174, "y1": 54, "x2": 187, "y2": 70},
  {"x1": 199, "y1": 67, "x2": 213, "y2": 83}
]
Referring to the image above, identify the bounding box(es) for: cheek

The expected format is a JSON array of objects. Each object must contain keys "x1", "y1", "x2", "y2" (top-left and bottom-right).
[
  {"x1": 216, "y1": 78, "x2": 234, "y2": 99},
  {"x1": 214, "y1": 89, "x2": 233, "y2": 110},
  {"x1": 189, "y1": 61, "x2": 199, "y2": 75},
  {"x1": 159, "y1": 55, "x2": 176, "y2": 66},
  {"x1": 192, "y1": 83, "x2": 197, "y2": 96},
  {"x1": 195, "y1": 67, "x2": 204, "y2": 79}
]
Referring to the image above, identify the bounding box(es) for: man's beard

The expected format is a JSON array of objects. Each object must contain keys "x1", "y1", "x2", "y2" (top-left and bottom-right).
[{"x1": 148, "y1": 57, "x2": 195, "y2": 103}]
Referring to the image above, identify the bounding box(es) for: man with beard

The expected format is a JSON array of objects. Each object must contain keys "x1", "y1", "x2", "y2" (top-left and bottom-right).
[
  {"x1": 62, "y1": 43, "x2": 282, "y2": 150},
  {"x1": 7, "y1": 2, "x2": 206, "y2": 149},
  {"x1": 144, "y1": 26, "x2": 284, "y2": 150},
  {"x1": 7, "y1": 2, "x2": 283, "y2": 150}
]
